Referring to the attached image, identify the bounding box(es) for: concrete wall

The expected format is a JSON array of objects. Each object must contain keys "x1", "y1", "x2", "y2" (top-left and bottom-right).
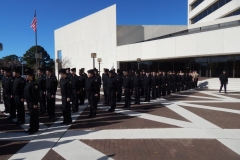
[
  {"x1": 117, "y1": 25, "x2": 187, "y2": 46},
  {"x1": 117, "y1": 25, "x2": 240, "y2": 61},
  {"x1": 54, "y1": 5, "x2": 117, "y2": 74}
]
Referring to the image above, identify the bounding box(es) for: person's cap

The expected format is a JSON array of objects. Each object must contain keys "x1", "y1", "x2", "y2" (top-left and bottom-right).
[
  {"x1": 109, "y1": 70, "x2": 114, "y2": 74},
  {"x1": 87, "y1": 69, "x2": 94, "y2": 74},
  {"x1": 66, "y1": 68, "x2": 70, "y2": 71},
  {"x1": 12, "y1": 67, "x2": 21, "y2": 73},
  {"x1": 94, "y1": 68, "x2": 98, "y2": 72},
  {"x1": 71, "y1": 68, "x2": 76, "y2": 72},
  {"x1": 25, "y1": 69, "x2": 34, "y2": 76},
  {"x1": 135, "y1": 70, "x2": 140, "y2": 74},
  {"x1": 59, "y1": 68, "x2": 67, "y2": 74},
  {"x1": 117, "y1": 69, "x2": 121, "y2": 73},
  {"x1": 81, "y1": 68, "x2": 85, "y2": 71},
  {"x1": 38, "y1": 67, "x2": 45, "y2": 72},
  {"x1": 46, "y1": 67, "x2": 53, "y2": 72},
  {"x1": 104, "y1": 68, "x2": 108, "y2": 72},
  {"x1": 146, "y1": 70, "x2": 150, "y2": 73}
]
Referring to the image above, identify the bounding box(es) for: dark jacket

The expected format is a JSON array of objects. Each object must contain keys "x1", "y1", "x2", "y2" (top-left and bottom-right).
[
  {"x1": 107, "y1": 75, "x2": 118, "y2": 91},
  {"x1": 46, "y1": 75, "x2": 58, "y2": 95},
  {"x1": 38, "y1": 75, "x2": 46, "y2": 92},
  {"x1": 133, "y1": 75, "x2": 142, "y2": 87},
  {"x1": 24, "y1": 81, "x2": 39, "y2": 105},
  {"x1": 122, "y1": 75, "x2": 133, "y2": 89},
  {"x1": 12, "y1": 76, "x2": 26, "y2": 96},
  {"x1": 219, "y1": 74, "x2": 228, "y2": 83},
  {"x1": 85, "y1": 76, "x2": 98, "y2": 94},
  {"x1": 60, "y1": 77, "x2": 72, "y2": 98}
]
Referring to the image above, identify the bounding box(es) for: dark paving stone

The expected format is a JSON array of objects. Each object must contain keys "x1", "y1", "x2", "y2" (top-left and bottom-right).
[
  {"x1": 69, "y1": 107, "x2": 180, "y2": 130},
  {"x1": 81, "y1": 139, "x2": 240, "y2": 160},
  {"x1": 0, "y1": 141, "x2": 29, "y2": 160},
  {"x1": 181, "y1": 106, "x2": 240, "y2": 129},
  {"x1": 190, "y1": 102, "x2": 240, "y2": 111},
  {"x1": 42, "y1": 149, "x2": 65, "y2": 160}
]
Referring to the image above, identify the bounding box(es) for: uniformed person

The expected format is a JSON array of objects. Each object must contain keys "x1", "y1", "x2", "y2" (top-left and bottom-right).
[
  {"x1": 85, "y1": 69, "x2": 99, "y2": 118},
  {"x1": 116, "y1": 69, "x2": 123, "y2": 102},
  {"x1": 133, "y1": 70, "x2": 142, "y2": 105},
  {"x1": 122, "y1": 71, "x2": 133, "y2": 108},
  {"x1": 171, "y1": 72, "x2": 176, "y2": 93},
  {"x1": 166, "y1": 72, "x2": 171, "y2": 95},
  {"x1": 37, "y1": 68, "x2": 46, "y2": 114},
  {"x1": 12, "y1": 67, "x2": 26, "y2": 125},
  {"x1": 151, "y1": 71, "x2": 158, "y2": 100},
  {"x1": 219, "y1": 70, "x2": 228, "y2": 93},
  {"x1": 59, "y1": 69, "x2": 72, "y2": 125},
  {"x1": 1, "y1": 67, "x2": 8, "y2": 113},
  {"x1": 107, "y1": 70, "x2": 118, "y2": 112},
  {"x1": 79, "y1": 68, "x2": 87, "y2": 105},
  {"x1": 102, "y1": 68, "x2": 109, "y2": 105},
  {"x1": 161, "y1": 72, "x2": 167, "y2": 96},
  {"x1": 4, "y1": 68, "x2": 16, "y2": 119},
  {"x1": 94, "y1": 68, "x2": 101, "y2": 103},
  {"x1": 24, "y1": 69, "x2": 39, "y2": 134},
  {"x1": 46, "y1": 68, "x2": 58, "y2": 118},
  {"x1": 70, "y1": 68, "x2": 81, "y2": 112},
  {"x1": 143, "y1": 71, "x2": 152, "y2": 102}
]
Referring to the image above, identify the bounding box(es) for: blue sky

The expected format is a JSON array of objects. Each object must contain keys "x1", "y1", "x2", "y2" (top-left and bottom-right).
[{"x1": 0, "y1": 0, "x2": 187, "y2": 59}]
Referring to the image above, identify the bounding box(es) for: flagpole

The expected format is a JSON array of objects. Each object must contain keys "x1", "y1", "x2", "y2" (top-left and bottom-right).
[{"x1": 35, "y1": 10, "x2": 38, "y2": 73}]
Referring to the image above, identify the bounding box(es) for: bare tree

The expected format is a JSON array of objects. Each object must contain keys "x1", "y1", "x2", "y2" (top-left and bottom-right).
[{"x1": 55, "y1": 57, "x2": 72, "y2": 70}]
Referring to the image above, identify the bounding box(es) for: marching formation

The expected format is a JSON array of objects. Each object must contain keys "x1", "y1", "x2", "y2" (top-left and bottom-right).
[{"x1": 0, "y1": 66, "x2": 199, "y2": 135}]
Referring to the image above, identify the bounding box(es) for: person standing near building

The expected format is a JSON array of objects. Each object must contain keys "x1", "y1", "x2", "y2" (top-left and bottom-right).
[
  {"x1": 79, "y1": 69, "x2": 87, "y2": 105},
  {"x1": 24, "y1": 69, "x2": 39, "y2": 134},
  {"x1": 94, "y1": 68, "x2": 101, "y2": 103},
  {"x1": 158, "y1": 71, "x2": 163, "y2": 98},
  {"x1": 133, "y1": 70, "x2": 142, "y2": 105},
  {"x1": 116, "y1": 69, "x2": 123, "y2": 102},
  {"x1": 85, "y1": 69, "x2": 99, "y2": 118},
  {"x1": 46, "y1": 68, "x2": 58, "y2": 118},
  {"x1": 59, "y1": 69, "x2": 72, "y2": 125},
  {"x1": 4, "y1": 68, "x2": 16, "y2": 119},
  {"x1": 102, "y1": 68, "x2": 109, "y2": 105},
  {"x1": 122, "y1": 70, "x2": 133, "y2": 109},
  {"x1": 151, "y1": 71, "x2": 158, "y2": 100},
  {"x1": 219, "y1": 70, "x2": 228, "y2": 93},
  {"x1": 107, "y1": 70, "x2": 118, "y2": 112},
  {"x1": 37, "y1": 68, "x2": 46, "y2": 114},
  {"x1": 1, "y1": 67, "x2": 8, "y2": 113},
  {"x1": 12, "y1": 67, "x2": 26, "y2": 125},
  {"x1": 143, "y1": 71, "x2": 152, "y2": 102},
  {"x1": 70, "y1": 68, "x2": 81, "y2": 113}
]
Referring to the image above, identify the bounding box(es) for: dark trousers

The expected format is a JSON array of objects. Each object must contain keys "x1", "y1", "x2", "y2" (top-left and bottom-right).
[
  {"x1": 152, "y1": 86, "x2": 157, "y2": 99},
  {"x1": 167, "y1": 83, "x2": 171, "y2": 95},
  {"x1": 176, "y1": 83, "x2": 181, "y2": 92},
  {"x1": 62, "y1": 94, "x2": 72, "y2": 124},
  {"x1": 47, "y1": 92, "x2": 55, "y2": 117},
  {"x1": 71, "y1": 89, "x2": 78, "y2": 111},
  {"x1": 103, "y1": 87, "x2": 108, "y2": 104},
  {"x1": 97, "y1": 88, "x2": 100, "y2": 103},
  {"x1": 7, "y1": 94, "x2": 16, "y2": 117},
  {"x1": 144, "y1": 87, "x2": 150, "y2": 102},
  {"x1": 27, "y1": 102, "x2": 39, "y2": 131},
  {"x1": 134, "y1": 87, "x2": 140, "y2": 104},
  {"x1": 39, "y1": 91, "x2": 46, "y2": 113},
  {"x1": 108, "y1": 90, "x2": 116, "y2": 110},
  {"x1": 172, "y1": 83, "x2": 176, "y2": 93},
  {"x1": 79, "y1": 89, "x2": 86, "y2": 105},
  {"x1": 124, "y1": 88, "x2": 131, "y2": 108},
  {"x1": 117, "y1": 87, "x2": 122, "y2": 101},
  {"x1": 220, "y1": 82, "x2": 227, "y2": 93},
  {"x1": 158, "y1": 85, "x2": 162, "y2": 98},
  {"x1": 141, "y1": 87, "x2": 145, "y2": 96},
  {"x1": 14, "y1": 95, "x2": 25, "y2": 123},
  {"x1": 87, "y1": 92, "x2": 97, "y2": 115}
]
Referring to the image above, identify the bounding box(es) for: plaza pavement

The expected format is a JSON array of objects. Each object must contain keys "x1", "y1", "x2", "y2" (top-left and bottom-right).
[{"x1": 0, "y1": 89, "x2": 240, "y2": 160}]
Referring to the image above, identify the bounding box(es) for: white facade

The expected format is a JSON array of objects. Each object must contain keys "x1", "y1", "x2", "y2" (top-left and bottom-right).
[{"x1": 54, "y1": 2, "x2": 240, "y2": 76}]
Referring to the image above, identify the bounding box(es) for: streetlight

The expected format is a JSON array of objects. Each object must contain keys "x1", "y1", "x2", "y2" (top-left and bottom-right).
[
  {"x1": 137, "y1": 58, "x2": 141, "y2": 70},
  {"x1": 91, "y1": 53, "x2": 97, "y2": 68},
  {"x1": 97, "y1": 58, "x2": 102, "y2": 74}
]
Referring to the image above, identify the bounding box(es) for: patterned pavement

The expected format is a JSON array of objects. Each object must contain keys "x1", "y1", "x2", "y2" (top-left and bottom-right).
[{"x1": 0, "y1": 89, "x2": 240, "y2": 160}]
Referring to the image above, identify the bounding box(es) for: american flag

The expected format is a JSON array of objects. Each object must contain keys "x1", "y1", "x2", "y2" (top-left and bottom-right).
[{"x1": 31, "y1": 11, "x2": 37, "y2": 32}]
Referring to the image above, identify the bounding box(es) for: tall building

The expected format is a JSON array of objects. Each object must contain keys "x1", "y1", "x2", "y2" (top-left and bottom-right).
[{"x1": 55, "y1": 1, "x2": 240, "y2": 78}]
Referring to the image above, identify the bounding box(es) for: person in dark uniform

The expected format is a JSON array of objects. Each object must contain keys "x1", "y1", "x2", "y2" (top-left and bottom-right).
[
  {"x1": 161, "y1": 72, "x2": 167, "y2": 96},
  {"x1": 59, "y1": 69, "x2": 72, "y2": 125},
  {"x1": 133, "y1": 70, "x2": 142, "y2": 105},
  {"x1": 79, "y1": 68, "x2": 87, "y2": 105},
  {"x1": 219, "y1": 70, "x2": 228, "y2": 93},
  {"x1": 66, "y1": 68, "x2": 71, "y2": 78},
  {"x1": 166, "y1": 72, "x2": 171, "y2": 95},
  {"x1": 140, "y1": 70, "x2": 146, "y2": 96},
  {"x1": 107, "y1": 70, "x2": 118, "y2": 112},
  {"x1": 1, "y1": 67, "x2": 8, "y2": 113},
  {"x1": 143, "y1": 71, "x2": 152, "y2": 102},
  {"x1": 151, "y1": 71, "x2": 158, "y2": 100},
  {"x1": 12, "y1": 67, "x2": 26, "y2": 125},
  {"x1": 158, "y1": 71, "x2": 163, "y2": 98},
  {"x1": 116, "y1": 69, "x2": 123, "y2": 102},
  {"x1": 171, "y1": 72, "x2": 176, "y2": 93},
  {"x1": 176, "y1": 72, "x2": 181, "y2": 92},
  {"x1": 122, "y1": 70, "x2": 133, "y2": 109},
  {"x1": 24, "y1": 69, "x2": 39, "y2": 134},
  {"x1": 70, "y1": 68, "x2": 81, "y2": 112},
  {"x1": 37, "y1": 68, "x2": 46, "y2": 114},
  {"x1": 94, "y1": 68, "x2": 101, "y2": 103},
  {"x1": 102, "y1": 68, "x2": 109, "y2": 105},
  {"x1": 46, "y1": 68, "x2": 58, "y2": 118},
  {"x1": 85, "y1": 69, "x2": 99, "y2": 118},
  {"x1": 4, "y1": 68, "x2": 16, "y2": 119}
]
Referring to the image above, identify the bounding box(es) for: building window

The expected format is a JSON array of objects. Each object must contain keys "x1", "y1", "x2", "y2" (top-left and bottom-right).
[
  {"x1": 191, "y1": 0, "x2": 204, "y2": 10},
  {"x1": 191, "y1": 0, "x2": 232, "y2": 24},
  {"x1": 223, "y1": 8, "x2": 240, "y2": 18}
]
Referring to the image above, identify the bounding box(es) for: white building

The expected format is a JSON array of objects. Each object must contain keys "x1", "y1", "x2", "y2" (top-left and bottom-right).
[{"x1": 54, "y1": 0, "x2": 240, "y2": 78}]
